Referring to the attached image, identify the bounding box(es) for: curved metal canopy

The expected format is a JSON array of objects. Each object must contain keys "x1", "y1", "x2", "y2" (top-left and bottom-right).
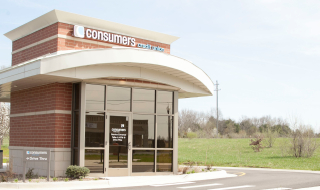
[{"x1": 0, "y1": 48, "x2": 214, "y2": 102}]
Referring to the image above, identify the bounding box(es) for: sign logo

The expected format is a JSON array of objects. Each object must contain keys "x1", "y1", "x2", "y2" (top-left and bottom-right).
[
  {"x1": 27, "y1": 151, "x2": 30, "y2": 154},
  {"x1": 137, "y1": 43, "x2": 164, "y2": 52},
  {"x1": 73, "y1": 25, "x2": 165, "y2": 51},
  {"x1": 74, "y1": 25, "x2": 85, "y2": 38}
]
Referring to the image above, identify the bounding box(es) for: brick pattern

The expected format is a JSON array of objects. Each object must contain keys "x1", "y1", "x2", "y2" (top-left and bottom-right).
[
  {"x1": 10, "y1": 82, "x2": 72, "y2": 148},
  {"x1": 57, "y1": 38, "x2": 110, "y2": 51},
  {"x1": 11, "y1": 83, "x2": 72, "y2": 114},
  {"x1": 12, "y1": 23, "x2": 59, "y2": 52},
  {"x1": 10, "y1": 114, "x2": 71, "y2": 148},
  {"x1": 11, "y1": 22, "x2": 171, "y2": 65},
  {"x1": 12, "y1": 38, "x2": 57, "y2": 66}
]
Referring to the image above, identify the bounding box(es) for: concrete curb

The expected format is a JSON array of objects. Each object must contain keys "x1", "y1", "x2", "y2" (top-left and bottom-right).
[
  {"x1": 0, "y1": 180, "x2": 110, "y2": 189},
  {"x1": 105, "y1": 170, "x2": 236, "y2": 187},
  {"x1": 0, "y1": 170, "x2": 235, "y2": 189},
  {"x1": 213, "y1": 166, "x2": 320, "y2": 174}
]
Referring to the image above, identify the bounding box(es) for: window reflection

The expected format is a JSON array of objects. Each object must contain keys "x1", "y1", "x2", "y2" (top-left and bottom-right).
[
  {"x1": 157, "y1": 91, "x2": 173, "y2": 114},
  {"x1": 133, "y1": 89, "x2": 155, "y2": 113},
  {"x1": 132, "y1": 150, "x2": 154, "y2": 172},
  {"x1": 133, "y1": 115, "x2": 155, "y2": 148},
  {"x1": 157, "y1": 150, "x2": 172, "y2": 172},
  {"x1": 157, "y1": 116, "x2": 173, "y2": 148},
  {"x1": 86, "y1": 84, "x2": 105, "y2": 111},
  {"x1": 109, "y1": 116, "x2": 128, "y2": 168},
  {"x1": 85, "y1": 149, "x2": 104, "y2": 173},
  {"x1": 85, "y1": 112, "x2": 105, "y2": 147},
  {"x1": 107, "y1": 86, "x2": 131, "y2": 111}
]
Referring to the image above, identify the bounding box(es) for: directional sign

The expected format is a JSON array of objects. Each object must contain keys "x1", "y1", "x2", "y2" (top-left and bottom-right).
[
  {"x1": 25, "y1": 151, "x2": 49, "y2": 162},
  {"x1": 23, "y1": 150, "x2": 51, "y2": 182}
]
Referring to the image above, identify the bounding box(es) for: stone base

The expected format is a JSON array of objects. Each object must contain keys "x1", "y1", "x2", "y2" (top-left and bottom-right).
[{"x1": 8, "y1": 146, "x2": 71, "y2": 177}]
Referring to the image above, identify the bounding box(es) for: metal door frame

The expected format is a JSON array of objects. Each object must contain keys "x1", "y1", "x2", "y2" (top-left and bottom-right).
[{"x1": 105, "y1": 111, "x2": 132, "y2": 176}]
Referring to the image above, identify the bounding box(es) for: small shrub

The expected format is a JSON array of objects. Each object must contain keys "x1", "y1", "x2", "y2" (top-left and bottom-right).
[
  {"x1": 65, "y1": 165, "x2": 90, "y2": 179},
  {"x1": 182, "y1": 167, "x2": 188, "y2": 174},
  {"x1": 206, "y1": 164, "x2": 212, "y2": 170},
  {"x1": 187, "y1": 132, "x2": 197, "y2": 139},
  {"x1": 53, "y1": 177, "x2": 57, "y2": 182},
  {"x1": 186, "y1": 171, "x2": 191, "y2": 174},
  {"x1": 26, "y1": 168, "x2": 35, "y2": 179},
  {"x1": 40, "y1": 177, "x2": 45, "y2": 179},
  {"x1": 64, "y1": 178, "x2": 69, "y2": 182},
  {"x1": 202, "y1": 169, "x2": 204, "y2": 172},
  {"x1": 14, "y1": 178, "x2": 18, "y2": 183},
  {"x1": 94, "y1": 178, "x2": 98, "y2": 180},
  {"x1": 250, "y1": 134, "x2": 264, "y2": 152},
  {"x1": 28, "y1": 179, "x2": 31, "y2": 182},
  {"x1": 191, "y1": 169, "x2": 195, "y2": 173}
]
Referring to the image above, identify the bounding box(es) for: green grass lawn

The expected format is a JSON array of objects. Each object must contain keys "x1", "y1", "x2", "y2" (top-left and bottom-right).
[
  {"x1": 1, "y1": 137, "x2": 9, "y2": 163},
  {"x1": 178, "y1": 138, "x2": 320, "y2": 171},
  {"x1": 2, "y1": 138, "x2": 320, "y2": 171}
]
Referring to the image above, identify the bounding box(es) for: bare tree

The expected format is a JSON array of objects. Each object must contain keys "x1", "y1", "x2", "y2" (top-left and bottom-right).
[{"x1": 0, "y1": 102, "x2": 10, "y2": 149}]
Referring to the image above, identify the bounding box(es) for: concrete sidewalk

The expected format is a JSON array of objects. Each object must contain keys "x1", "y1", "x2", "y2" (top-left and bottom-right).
[{"x1": 0, "y1": 170, "x2": 236, "y2": 190}]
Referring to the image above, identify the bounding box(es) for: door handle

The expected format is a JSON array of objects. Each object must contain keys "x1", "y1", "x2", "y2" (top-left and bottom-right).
[{"x1": 128, "y1": 142, "x2": 131, "y2": 150}]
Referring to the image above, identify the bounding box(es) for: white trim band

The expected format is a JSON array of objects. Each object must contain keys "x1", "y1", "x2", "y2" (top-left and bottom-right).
[{"x1": 10, "y1": 110, "x2": 71, "y2": 117}]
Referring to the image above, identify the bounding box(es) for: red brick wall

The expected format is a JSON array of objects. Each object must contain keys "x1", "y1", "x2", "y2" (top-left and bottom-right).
[
  {"x1": 10, "y1": 83, "x2": 72, "y2": 148},
  {"x1": 11, "y1": 83, "x2": 72, "y2": 114},
  {"x1": 12, "y1": 23, "x2": 59, "y2": 52},
  {"x1": 12, "y1": 39, "x2": 58, "y2": 67},
  {"x1": 10, "y1": 114, "x2": 71, "y2": 148},
  {"x1": 11, "y1": 22, "x2": 171, "y2": 66}
]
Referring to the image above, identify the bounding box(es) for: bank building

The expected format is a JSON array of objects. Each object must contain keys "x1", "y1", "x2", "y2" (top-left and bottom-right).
[{"x1": 1, "y1": 10, "x2": 214, "y2": 177}]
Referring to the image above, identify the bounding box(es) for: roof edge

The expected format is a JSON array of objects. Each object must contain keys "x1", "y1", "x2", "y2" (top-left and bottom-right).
[{"x1": 4, "y1": 9, "x2": 180, "y2": 44}]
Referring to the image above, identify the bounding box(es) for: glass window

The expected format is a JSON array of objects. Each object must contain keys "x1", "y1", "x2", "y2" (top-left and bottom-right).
[
  {"x1": 86, "y1": 84, "x2": 105, "y2": 111},
  {"x1": 132, "y1": 150, "x2": 154, "y2": 172},
  {"x1": 107, "y1": 86, "x2": 131, "y2": 111},
  {"x1": 157, "y1": 91, "x2": 173, "y2": 114},
  {"x1": 85, "y1": 112, "x2": 105, "y2": 147},
  {"x1": 85, "y1": 149, "x2": 104, "y2": 173},
  {"x1": 109, "y1": 116, "x2": 128, "y2": 168},
  {"x1": 133, "y1": 115, "x2": 155, "y2": 148},
  {"x1": 157, "y1": 150, "x2": 172, "y2": 172},
  {"x1": 157, "y1": 116, "x2": 173, "y2": 148},
  {"x1": 133, "y1": 89, "x2": 155, "y2": 113}
]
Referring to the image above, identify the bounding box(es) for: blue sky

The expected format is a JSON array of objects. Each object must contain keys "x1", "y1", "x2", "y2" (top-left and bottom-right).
[{"x1": 1, "y1": 0, "x2": 320, "y2": 130}]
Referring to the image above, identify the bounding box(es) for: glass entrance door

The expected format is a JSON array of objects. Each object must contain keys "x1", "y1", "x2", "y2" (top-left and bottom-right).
[{"x1": 107, "y1": 113, "x2": 132, "y2": 176}]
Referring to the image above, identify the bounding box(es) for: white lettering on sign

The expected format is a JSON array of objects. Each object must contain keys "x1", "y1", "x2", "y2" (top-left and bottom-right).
[
  {"x1": 137, "y1": 43, "x2": 164, "y2": 52},
  {"x1": 26, "y1": 151, "x2": 47, "y2": 155},
  {"x1": 74, "y1": 25, "x2": 136, "y2": 46},
  {"x1": 111, "y1": 128, "x2": 126, "y2": 132}
]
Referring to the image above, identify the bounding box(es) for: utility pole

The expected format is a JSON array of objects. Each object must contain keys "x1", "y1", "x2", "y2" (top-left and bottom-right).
[{"x1": 214, "y1": 80, "x2": 221, "y2": 130}]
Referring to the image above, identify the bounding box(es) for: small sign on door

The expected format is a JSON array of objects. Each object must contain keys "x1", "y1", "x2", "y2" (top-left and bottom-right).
[{"x1": 121, "y1": 124, "x2": 124, "y2": 128}]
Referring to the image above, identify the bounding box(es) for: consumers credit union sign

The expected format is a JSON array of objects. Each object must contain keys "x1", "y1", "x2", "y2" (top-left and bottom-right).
[{"x1": 73, "y1": 25, "x2": 164, "y2": 52}]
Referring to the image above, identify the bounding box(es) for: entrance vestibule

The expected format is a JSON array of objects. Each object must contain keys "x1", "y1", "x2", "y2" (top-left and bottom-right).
[{"x1": 72, "y1": 83, "x2": 177, "y2": 177}]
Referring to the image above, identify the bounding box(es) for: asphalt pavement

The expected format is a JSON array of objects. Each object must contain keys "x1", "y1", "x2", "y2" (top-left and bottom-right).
[{"x1": 87, "y1": 167, "x2": 320, "y2": 190}]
